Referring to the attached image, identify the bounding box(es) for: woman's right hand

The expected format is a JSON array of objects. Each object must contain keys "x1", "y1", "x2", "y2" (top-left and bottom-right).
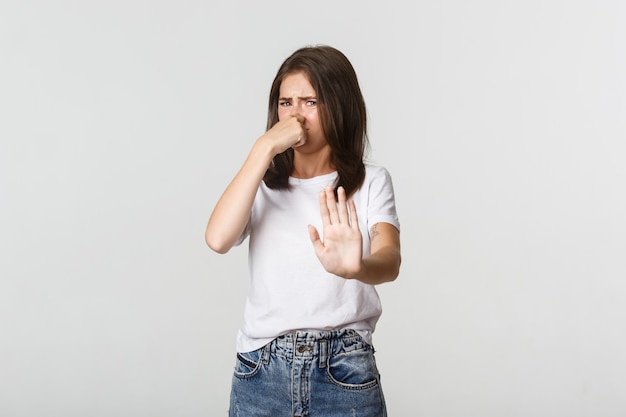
[{"x1": 260, "y1": 116, "x2": 306, "y2": 155}]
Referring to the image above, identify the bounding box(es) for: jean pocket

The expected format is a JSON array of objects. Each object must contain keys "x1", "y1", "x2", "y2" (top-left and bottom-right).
[
  {"x1": 326, "y1": 347, "x2": 380, "y2": 390},
  {"x1": 233, "y1": 348, "x2": 264, "y2": 379}
]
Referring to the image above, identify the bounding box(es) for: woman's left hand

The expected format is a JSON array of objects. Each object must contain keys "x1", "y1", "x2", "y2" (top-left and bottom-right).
[{"x1": 308, "y1": 186, "x2": 363, "y2": 279}]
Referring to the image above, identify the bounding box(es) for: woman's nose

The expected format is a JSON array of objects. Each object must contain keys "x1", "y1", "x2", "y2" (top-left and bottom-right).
[{"x1": 289, "y1": 105, "x2": 302, "y2": 117}]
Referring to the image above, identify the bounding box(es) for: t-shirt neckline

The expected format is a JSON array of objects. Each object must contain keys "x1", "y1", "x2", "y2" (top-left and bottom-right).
[{"x1": 288, "y1": 171, "x2": 337, "y2": 186}]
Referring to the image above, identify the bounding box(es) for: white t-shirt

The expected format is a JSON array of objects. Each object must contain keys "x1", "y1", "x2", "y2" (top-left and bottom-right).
[{"x1": 235, "y1": 164, "x2": 400, "y2": 353}]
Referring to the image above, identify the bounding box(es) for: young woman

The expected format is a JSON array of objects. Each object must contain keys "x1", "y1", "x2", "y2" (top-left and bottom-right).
[{"x1": 206, "y1": 45, "x2": 401, "y2": 417}]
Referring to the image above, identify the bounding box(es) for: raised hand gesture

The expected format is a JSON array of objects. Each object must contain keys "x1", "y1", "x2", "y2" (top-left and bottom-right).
[{"x1": 308, "y1": 186, "x2": 363, "y2": 279}]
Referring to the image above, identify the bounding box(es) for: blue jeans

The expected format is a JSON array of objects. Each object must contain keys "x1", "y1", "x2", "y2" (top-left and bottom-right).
[{"x1": 229, "y1": 329, "x2": 387, "y2": 417}]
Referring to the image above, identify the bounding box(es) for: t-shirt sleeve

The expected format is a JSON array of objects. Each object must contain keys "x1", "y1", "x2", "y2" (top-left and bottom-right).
[{"x1": 366, "y1": 166, "x2": 400, "y2": 234}]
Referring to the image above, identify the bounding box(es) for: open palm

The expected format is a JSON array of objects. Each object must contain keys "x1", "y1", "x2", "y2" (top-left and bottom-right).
[{"x1": 308, "y1": 186, "x2": 363, "y2": 279}]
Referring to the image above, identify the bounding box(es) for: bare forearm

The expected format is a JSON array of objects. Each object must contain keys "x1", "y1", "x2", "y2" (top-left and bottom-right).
[
  {"x1": 206, "y1": 116, "x2": 306, "y2": 253},
  {"x1": 205, "y1": 141, "x2": 274, "y2": 253},
  {"x1": 350, "y1": 247, "x2": 401, "y2": 285}
]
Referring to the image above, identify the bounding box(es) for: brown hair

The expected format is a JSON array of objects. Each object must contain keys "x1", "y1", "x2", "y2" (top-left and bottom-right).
[{"x1": 263, "y1": 45, "x2": 368, "y2": 197}]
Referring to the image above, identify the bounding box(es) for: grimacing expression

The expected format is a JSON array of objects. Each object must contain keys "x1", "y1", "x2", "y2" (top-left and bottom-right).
[{"x1": 277, "y1": 72, "x2": 328, "y2": 154}]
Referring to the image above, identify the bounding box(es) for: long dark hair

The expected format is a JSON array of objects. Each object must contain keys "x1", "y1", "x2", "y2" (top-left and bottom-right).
[{"x1": 263, "y1": 45, "x2": 368, "y2": 197}]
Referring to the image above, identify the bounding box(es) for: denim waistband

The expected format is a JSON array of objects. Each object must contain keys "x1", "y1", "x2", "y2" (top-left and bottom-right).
[{"x1": 267, "y1": 329, "x2": 372, "y2": 362}]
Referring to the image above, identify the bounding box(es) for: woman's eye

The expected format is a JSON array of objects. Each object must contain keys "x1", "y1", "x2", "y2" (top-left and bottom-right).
[
  {"x1": 279, "y1": 101, "x2": 291, "y2": 107},
  {"x1": 306, "y1": 100, "x2": 317, "y2": 106}
]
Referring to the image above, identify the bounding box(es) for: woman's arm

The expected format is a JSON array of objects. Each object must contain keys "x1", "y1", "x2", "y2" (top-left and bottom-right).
[
  {"x1": 355, "y1": 222, "x2": 401, "y2": 285},
  {"x1": 205, "y1": 116, "x2": 305, "y2": 254}
]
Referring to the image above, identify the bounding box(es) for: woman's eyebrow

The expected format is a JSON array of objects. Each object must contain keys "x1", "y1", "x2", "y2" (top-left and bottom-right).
[{"x1": 278, "y1": 96, "x2": 316, "y2": 101}]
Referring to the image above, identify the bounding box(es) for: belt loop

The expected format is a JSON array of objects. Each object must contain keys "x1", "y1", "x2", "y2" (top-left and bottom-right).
[
  {"x1": 319, "y1": 339, "x2": 327, "y2": 368},
  {"x1": 262, "y1": 343, "x2": 270, "y2": 365}
]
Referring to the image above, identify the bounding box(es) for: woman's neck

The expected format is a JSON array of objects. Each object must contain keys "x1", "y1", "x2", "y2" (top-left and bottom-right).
[{"x1": 291, "y1": 151, "x2": 335, "y2": 179}]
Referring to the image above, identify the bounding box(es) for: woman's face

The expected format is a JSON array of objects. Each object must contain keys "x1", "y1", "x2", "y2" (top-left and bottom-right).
[{"x1": 277, "y1": 72, "x2": 327, "y2": 153}]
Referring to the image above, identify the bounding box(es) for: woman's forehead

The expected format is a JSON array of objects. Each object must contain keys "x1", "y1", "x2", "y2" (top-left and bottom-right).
[{"x1": 279, "y1": 72, "x2": 316, "y2": 96}]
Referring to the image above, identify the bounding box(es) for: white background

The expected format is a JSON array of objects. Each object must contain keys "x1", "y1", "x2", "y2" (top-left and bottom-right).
[{"x1": 1, "y1": 1, "x2": 625, "y2": 416}]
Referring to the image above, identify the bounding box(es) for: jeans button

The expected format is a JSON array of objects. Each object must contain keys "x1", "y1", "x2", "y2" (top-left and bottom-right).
[{"x1": 298, "y1": 345, "x2": 306, "y2": 353}]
